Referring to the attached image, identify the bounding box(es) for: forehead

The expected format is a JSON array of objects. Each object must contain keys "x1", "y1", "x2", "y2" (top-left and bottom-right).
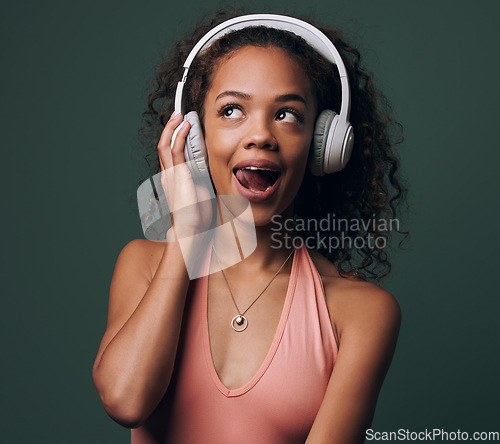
[{"x1": 206, "y1": 45, "x2": 314, "y2": 101}]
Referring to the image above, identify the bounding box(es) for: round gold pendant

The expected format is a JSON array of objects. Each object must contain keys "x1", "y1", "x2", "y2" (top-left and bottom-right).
[{"x1": 231, "y1": 315, "x2": 248, "y2": 332}]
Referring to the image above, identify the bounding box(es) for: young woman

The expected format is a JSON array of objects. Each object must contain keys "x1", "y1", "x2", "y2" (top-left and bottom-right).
[{"x1": 93, "y1": 11, "x2": 406, "y2": 444}]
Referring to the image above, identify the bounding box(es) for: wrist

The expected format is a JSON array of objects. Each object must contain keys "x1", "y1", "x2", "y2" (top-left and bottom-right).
[{"x1": 166, "y1": 227, "x2": 177, "y2": 243}]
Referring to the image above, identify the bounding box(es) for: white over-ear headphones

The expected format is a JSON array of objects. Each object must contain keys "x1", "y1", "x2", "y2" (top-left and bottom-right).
[{"x1": 172, "y1": 14, "x2": 354, "y2": 177}]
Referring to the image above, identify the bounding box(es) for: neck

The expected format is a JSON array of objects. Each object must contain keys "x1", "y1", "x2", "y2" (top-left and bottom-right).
[{"x1": 212, "y1": 201, "x2": 297, "y2": 274}]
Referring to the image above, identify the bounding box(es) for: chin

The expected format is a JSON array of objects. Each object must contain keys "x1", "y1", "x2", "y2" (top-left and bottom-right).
[{"x1": 249, "y1": 202, "x2": 293, "y2": 229}]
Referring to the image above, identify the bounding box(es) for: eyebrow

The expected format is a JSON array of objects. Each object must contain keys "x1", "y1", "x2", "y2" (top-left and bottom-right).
[
  {"x1": 215, "y1": 91, "x2": 250, "y2": 101},
  {"x1": 215, "y1": 91, "x2": 306, "y2": 104}
]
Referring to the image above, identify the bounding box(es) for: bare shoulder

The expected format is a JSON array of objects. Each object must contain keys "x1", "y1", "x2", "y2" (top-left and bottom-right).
[
  {"x1": 308, "y1": 249, "x2": 401, "y2": 341},
  {"x1": 93, "y1": 239, "x2": 167, "y2": 371},
  {"x1": 115, "y1": 239, "x2": 166, "y2": 282}
]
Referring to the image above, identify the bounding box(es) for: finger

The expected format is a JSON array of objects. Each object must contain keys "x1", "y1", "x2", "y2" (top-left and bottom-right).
[
  {"x1": 158, "y1": 112, "x2": 183, "y2": 149},
  {"x1": 159, "y1": 137, "x2": 173, "y2": 170},
  {"x1": 158, "y1": 113, "x2": 183, "y2": 170},
  {"x1": 171, "y1": 120, "x2": 190, "y2": 166}
]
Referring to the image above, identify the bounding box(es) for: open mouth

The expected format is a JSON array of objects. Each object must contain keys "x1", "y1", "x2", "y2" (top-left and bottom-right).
[{"x1": 233, "y1": 166, "x2": 281, "y2": 193}]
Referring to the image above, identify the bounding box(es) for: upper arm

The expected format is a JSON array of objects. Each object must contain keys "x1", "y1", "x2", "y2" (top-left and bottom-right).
[
  {"x1": 307, "y1": 285, "x2": 401, "y2": 444},
  {"x1": 92, "y1": 239, "x2": 155, "y2": 374}
]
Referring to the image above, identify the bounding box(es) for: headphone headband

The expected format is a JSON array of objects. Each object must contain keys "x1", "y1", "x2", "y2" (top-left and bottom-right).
[{"x1": 174, "y1": 14, "x2": 351, "y2": 123}]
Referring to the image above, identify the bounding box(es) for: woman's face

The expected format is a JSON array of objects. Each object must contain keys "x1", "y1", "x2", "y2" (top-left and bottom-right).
[{"x1": 203, "y1": 45, "x2": 317, "y2": 226}]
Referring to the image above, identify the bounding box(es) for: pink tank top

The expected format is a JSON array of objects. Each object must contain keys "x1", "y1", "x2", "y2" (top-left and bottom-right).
[{"x1": 131, "y1": 246, "x2": 338, "y2": 443}]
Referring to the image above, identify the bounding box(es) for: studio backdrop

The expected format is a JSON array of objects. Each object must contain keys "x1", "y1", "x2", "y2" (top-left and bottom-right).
[{"x1": 2, "y1": 0, "x2": 499, "y2": 442}]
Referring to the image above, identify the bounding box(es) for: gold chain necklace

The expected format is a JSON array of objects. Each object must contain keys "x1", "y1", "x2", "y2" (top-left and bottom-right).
[{"x1": 211, "y1": 245, "x2": 294, "y2": 332}]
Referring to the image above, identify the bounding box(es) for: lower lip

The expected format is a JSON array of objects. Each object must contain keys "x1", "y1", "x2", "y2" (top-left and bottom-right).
[{"x1": 232, "y1": 173, "x2": 281, "y2": 202}]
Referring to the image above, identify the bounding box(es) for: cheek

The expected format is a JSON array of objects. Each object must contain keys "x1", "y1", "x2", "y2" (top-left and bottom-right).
[
  {"x1": 205, "y1": 132, "x2": 234, "y2": 169},
  {"x1": 288, "y1": 136, "x2": 313, "y2": 174},
  {"x1": 204, "y1": 129, "x2": 239, "y2": 190}
]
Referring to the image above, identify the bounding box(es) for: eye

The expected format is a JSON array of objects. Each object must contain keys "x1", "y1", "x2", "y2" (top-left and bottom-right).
[
  {"x1": 218, "y1": 104, "x2": 244, "y2": 119},
  {"x1": 276, "y1": 109, "x2": 304, "y2": 123}
]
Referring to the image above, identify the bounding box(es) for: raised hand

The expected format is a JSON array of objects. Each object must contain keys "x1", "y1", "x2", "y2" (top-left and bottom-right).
[{"x1": 157, "y1": 112, "x2": 214, "y2": 242}]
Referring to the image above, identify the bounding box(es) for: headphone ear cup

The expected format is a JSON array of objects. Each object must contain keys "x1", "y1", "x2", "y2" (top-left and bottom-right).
[
  {"x1": 184, "y1": 111, "x2": 209, "y2": 177},
  {"x1": 310, "y1": 109, "x2": 337, "y2": 176}
]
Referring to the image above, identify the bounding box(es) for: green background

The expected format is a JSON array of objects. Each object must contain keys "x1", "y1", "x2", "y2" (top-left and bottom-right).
[{"x1": 2, "y1": 0, "x2": 499, "y2": 442}]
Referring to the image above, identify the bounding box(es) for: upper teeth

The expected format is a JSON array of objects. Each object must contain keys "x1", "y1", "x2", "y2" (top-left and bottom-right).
[{"x1": 242, "y1": 166, "x2": 275, "y2": 171}]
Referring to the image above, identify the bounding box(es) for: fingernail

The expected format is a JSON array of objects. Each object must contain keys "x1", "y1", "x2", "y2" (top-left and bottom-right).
[{"x1": 182, "y1": 120, "x2": 189, "y2": 128}]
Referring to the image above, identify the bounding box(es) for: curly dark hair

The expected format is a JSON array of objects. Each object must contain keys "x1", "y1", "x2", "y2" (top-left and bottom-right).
[{"x1": 140, "y1": 9, "x2": 408, "y2": 282}]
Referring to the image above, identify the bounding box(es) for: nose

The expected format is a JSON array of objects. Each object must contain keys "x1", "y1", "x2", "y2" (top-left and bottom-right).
[{"x1": 242, "y1": 115, "x2": 278, "y2": 151}]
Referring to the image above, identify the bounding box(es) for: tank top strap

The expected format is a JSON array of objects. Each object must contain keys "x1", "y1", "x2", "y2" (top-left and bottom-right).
[{"x1": 283, "y1": 245, "x2": 338, "y2": 362}]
